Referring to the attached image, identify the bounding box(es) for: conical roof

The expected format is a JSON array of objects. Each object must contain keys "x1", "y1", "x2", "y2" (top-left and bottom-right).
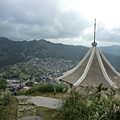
[{"x1": 57, "y1": 42, "x2": 120, "y2": 88}]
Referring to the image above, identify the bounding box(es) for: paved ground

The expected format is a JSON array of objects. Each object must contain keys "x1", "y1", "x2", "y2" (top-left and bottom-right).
[
  {"x1": 28, "y1": 96, "x2": 62, "y2": 109},
  {"x1": 16, "y1": 95, "x2": 62, "y2": 109}
]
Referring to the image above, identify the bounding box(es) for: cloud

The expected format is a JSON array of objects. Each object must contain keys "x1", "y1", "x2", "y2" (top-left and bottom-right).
[
  {"x1": 83, "y1": 21, "x2": 120, "y2": 44},
  {"x1": 0, "y1": 0, "x2": 120, "y2": 46},
  {"x1": 0, "y1": 0, "x2": 90, "y2": 41},
  {"x1": 96, "y1": 27, "x2": 120, "y2": 43}
]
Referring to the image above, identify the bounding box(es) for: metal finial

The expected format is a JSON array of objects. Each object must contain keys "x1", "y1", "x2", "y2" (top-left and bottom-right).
[{"x1": 94, "y1": 18, "x2": 96, "y2": 43}]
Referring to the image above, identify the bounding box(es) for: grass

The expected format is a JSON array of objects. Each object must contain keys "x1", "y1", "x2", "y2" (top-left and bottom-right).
[
  {"x1": 0, "y1": 97, "x2": 18, "y2": 120},
  {"x1": 29, "y1": 91, "x2": 67, "y2": 99},
  {"x1": 36, "y1": 106, "x2": 58, "y2": 120},
  {"x1": 18, "y1": 83, "x2": 68, "y2": 99}
]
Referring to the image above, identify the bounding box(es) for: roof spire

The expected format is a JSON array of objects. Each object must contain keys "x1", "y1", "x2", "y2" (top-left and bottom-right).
[
  {"x1": 92, "y1": 18, "x2": 97, "y2": 46},
  {"x1": 94, "y1": 18, "x2": 96, "y2": 43}
]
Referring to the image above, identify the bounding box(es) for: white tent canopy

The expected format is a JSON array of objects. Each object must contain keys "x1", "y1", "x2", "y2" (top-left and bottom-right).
[{"x1": 57, "y1": 42, "x2": 120, "y2": 90}]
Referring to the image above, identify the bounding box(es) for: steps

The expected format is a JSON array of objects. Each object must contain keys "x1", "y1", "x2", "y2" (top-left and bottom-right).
[{"x1": 16, "y1": 96, "x2": 43, "y2": 120}]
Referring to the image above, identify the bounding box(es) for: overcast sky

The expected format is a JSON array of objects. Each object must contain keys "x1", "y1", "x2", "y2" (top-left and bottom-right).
[{"x1": 0, "y1": 0, "x2": 120, "y2": 46}]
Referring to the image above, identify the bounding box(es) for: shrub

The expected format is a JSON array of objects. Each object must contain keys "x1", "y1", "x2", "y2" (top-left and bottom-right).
[
  {"x1": 25, "y1": 81, "x2": 34, "y2": 87},
  {"x1": 25, "y1": 86, "x2": 37, "y2": 95},
  {"x1": 58, "y1": 86, "x2": 120, "y2": 120},
  {"x1": 35, "y1": 83, "x2": 67, "y2": 93},
  {"x1": 59, "y1": 92, "x2": 92, "y2": 120},
  {"x1": 17, "y1": 89, "x2": 27, "y2": 95},
  {"x1": 0, "y1": 96, "x2": 18, "y2": 120},
  {"x1": 0, "y1": 107, "x2": 4, "y2": 119},
  {"x1": 0, "y1": 77, "x2": 7, "y2": 92},
  {"x1": 37, "y1": 84, "x2": 54, "y2": 93},
  {"x1": 0, "y1": 92, "x2": 11, "y2": 106},
  {"x1": 24, "y1": 83, "x2": 67, "y2": 95}
]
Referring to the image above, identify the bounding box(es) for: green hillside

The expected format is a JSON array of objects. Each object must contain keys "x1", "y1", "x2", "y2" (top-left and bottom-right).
[
  {"x1": 0, "y1": 37, "x2": 88, "y2": 68},
  {"x1": 0, "y1": 37, "x2": 120, "y2": 72}
]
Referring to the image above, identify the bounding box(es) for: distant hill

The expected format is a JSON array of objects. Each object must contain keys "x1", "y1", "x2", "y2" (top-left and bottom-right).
[
  {"x1": 0, "y1": 37, "x2": 89, "y2": 68},
  {"x1": 100, "y1": 45, "x2": 120, "y2": 56},
  {"x1": 0, "y1": 37, "x2": 25, "y2": 67},
  {"x1": 104, "y1": 53, "x2": 120, "y2": 72},
  {"x1": 0, "y1": 37, "x2": 120, "y2": 72}
]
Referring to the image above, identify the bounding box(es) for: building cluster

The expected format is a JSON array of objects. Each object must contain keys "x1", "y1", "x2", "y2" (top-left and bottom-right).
[
  {"x1": 1, "y1": 57, "x2": 78, "y2": 93},
  {"x1": 33, "y1": 57, "x2": 77, "y2": 83}
]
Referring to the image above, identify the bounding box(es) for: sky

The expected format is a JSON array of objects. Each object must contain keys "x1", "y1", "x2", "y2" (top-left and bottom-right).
[{"x1": 0, "y1": 0, "x2": 120, "y2": 46}]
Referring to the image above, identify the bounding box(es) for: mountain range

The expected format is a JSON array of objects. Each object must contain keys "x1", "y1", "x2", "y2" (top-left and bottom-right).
[
  {"x1": 0, "y1": 37, "x2": 120, "y2": 72},
  {"x1": 100, "y1": 45, "x2": 120, "y2": 56}
]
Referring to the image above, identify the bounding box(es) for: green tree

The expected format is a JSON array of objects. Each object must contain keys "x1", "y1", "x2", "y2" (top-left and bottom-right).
[{"x1": 0, "y1": 77, "x2": 7, "y2": 92}]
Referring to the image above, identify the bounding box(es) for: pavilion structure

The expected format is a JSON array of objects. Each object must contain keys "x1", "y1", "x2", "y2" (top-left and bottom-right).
[{"x1": 56, "y1": 19, "x2": 120, "y2": 92}]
